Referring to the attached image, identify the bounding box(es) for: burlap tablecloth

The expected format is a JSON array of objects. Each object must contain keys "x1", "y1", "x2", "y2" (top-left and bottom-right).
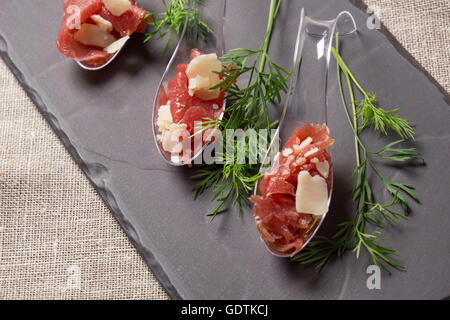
[{"x1": 0, "y1": 0, "x2": 449, "y2": 300}]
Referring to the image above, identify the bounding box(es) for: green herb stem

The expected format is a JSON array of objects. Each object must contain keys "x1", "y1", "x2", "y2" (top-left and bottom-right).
[
  {"x1": 258, "y1": 0, "x2": 279, "y2": 73},
  {"x1": 335, "y1": 37, "x2": 361, "y2": 167}
]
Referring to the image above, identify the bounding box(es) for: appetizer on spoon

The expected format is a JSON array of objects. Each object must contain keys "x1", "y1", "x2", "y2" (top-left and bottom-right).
[
  {"x1": 251, "y1": 9, "x2": 357, "y2": 257},
  {"x1": 56, "y1": 0, "x2": 150, "y2": 70},
  {"x1": 153, "y1": 0, "x2": 226, "y2": 165}
]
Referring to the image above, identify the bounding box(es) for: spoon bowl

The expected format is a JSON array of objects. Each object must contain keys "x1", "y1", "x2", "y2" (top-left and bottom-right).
[
  {"x1": 254, "y1": 9, "x2": 357, "y2": 257},
  {"x1": 76, "y1": 35, "x2": 130, "y2": 71},
  {"x1": 152, "y1": 0, "x2": 227, "y2": 166}
]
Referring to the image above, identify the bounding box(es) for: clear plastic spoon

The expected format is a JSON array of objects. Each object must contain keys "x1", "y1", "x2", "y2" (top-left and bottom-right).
[
  {"x1": 152, "y1": 0, "x2": 227, "y2": 166},
  {"x1": 253, "y1": 8, "x2": 357, "y2": 257}
]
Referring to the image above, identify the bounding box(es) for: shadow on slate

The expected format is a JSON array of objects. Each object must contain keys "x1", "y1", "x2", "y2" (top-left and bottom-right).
[{"x1": 0, "y1": 0, "x2": 449, "y2": 299}]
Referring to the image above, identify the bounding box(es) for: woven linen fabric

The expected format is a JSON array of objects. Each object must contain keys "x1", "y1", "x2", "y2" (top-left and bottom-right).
[
  {"x1": 0, "y1": 59, "x2": 169, "y2": 300},
  {"x1": 363, "y1": 0, "x2": 450, "y2": 92},
  {"x1": 0, "y1": 0, "x2": 449, "y2": 300}
]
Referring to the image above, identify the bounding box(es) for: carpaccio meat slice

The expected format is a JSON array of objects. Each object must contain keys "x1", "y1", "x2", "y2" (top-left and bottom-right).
[
  {"x1": 250, "y1": 123, "x2": 334, "y2": 257},
  {"x1": 57, "y1": 0, "x2": 150, "y2": 67},
  {"x1": 166, "y1": 49, "x2": 225, "y2": 129},
  {"x1": 98, "y1": 4, "x2": 150, "y2": 37}
]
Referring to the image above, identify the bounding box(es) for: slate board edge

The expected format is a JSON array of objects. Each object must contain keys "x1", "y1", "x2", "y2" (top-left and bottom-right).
[
  {"x1": 0, "y1": 39, "x2": 183, "y2": 300},
  {"x1": 349, "y1": 0, "x2": 449, "y2": 100},
  {"x1": 0, "y1": 1, "x2": 448, "y2": 300}
]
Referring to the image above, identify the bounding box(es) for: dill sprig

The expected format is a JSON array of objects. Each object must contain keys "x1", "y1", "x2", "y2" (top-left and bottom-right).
[
  {"x1": 191, "y1": 145, "x2": 265, "y2": 219},
  {"x1": 332, "y1": 50, "x2": 415, "y2": 140},
  {"x1": 293, "y1": 35, "x2": 424, "y2": 273},
  {"x1": 144, "y1": 0, "x2": 213, "y2": 52},
  {"x1": 191, "y1": 0, "x2": 290, "y2": 220}
]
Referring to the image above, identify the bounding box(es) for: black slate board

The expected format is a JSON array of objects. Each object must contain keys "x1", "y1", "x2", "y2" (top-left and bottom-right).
[{"x1": 1, "y1": 0, "x2": 449, "y2": 299}]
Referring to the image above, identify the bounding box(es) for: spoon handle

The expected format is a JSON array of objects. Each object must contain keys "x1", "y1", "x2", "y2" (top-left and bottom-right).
[{"x1": 283, "y1": 9, "x2": 357, "y2": 128}]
